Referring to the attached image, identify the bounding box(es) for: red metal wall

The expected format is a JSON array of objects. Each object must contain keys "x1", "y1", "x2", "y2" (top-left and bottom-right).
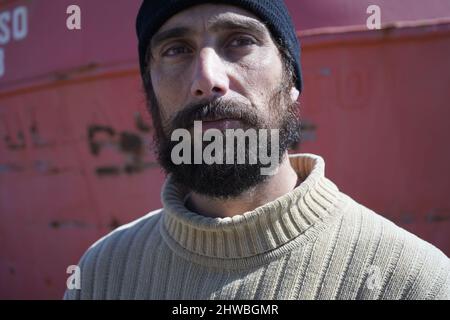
[
  {"x1": 0, "y1": 0, "x2": 449, "y2": 299},
  {"x1": 299, "y1": 21, "x2": 450, "y2": 253}
]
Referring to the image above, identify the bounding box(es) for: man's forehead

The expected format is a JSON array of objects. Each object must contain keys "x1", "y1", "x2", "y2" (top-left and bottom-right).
[{"x1": 155, "y1": 4, "x2": 268, "y2": 36}]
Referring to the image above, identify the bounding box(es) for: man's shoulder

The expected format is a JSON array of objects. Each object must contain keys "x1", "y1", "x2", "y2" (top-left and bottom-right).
[
  {"x1": 64, "y1": 208, "x2": 164, "y2": 299},
  {"x1": 84, "y1": 208, "x2": 163, "y2": 260},
  {"x1": 341, "y1": 192, "x2": 446, "y2": 255},
  {"x1": 338, "y1": 192, "x2": 450, "y2": 299},
  {"x1": 77, "y1": 208, "x2": 163, "y2": 274}
]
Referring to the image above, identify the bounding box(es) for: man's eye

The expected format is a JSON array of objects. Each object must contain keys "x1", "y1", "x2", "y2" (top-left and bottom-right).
[
  {"x1": 162, "y1": 45, "x2": 191, "y2": 57},
  {"x1": 228, "y1": 36, "x2": 256, "y2": 48}
]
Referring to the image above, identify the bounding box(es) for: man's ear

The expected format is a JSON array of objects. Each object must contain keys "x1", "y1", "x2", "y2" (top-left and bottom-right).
[{"x1": 290, "y1": 87, "x2": 300, "y2": 102}]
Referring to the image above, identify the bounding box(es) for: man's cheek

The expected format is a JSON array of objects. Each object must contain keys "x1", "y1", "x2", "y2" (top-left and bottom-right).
[{"x1": 155, "y1": 87, "x2": 180, "y2": 116}]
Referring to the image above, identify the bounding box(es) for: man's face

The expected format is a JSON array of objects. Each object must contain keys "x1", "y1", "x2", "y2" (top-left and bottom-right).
[{"x1": 145, "y1": 4, "x2": 301, "y2": 198}]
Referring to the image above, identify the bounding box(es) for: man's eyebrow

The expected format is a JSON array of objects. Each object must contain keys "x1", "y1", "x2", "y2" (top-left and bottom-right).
[
  {"x1": 151, "y1": 27, "x2": 192, "y2": 51},
  {"x1": 208, "y1": 18, "x2": 269, "y2": 37},
  {"x1": 150, "y1": 18, "x2": 269, "y2": 51}
]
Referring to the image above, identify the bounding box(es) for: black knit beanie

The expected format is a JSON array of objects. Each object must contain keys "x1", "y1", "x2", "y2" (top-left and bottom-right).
[{"x1": 136, "y1": 0, "x2": 302, "y2": 92}]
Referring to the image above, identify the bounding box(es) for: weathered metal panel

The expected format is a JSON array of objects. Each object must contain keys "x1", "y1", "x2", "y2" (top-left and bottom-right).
[{"x1": 299, "y1": 20, "x2": 450, "y2": 254}]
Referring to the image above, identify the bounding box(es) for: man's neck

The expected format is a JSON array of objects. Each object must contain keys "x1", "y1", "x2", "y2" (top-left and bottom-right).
[{"x1": 185, "y1": 153, "x2": 299, "y2": 218}]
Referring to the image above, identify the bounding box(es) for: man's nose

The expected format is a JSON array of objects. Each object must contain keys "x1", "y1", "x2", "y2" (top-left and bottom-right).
[{"x1": 190, "y1": 48, "x2": 229, "y2": 99}]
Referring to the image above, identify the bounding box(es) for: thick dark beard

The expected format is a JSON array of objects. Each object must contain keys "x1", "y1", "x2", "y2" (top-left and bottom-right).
[{"x1": 150, "y1": 85, "x2": 301, "y2": 199}]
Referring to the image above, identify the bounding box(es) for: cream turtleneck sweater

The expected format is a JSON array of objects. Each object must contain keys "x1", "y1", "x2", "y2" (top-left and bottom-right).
[{"x1": 64, "y1": 154, "x2": 450, "y2": 300}]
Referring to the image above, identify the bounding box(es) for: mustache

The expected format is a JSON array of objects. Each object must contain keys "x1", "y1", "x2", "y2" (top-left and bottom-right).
[{"x1": 169, "y1": 99, "x2": 261, "y2": 131}]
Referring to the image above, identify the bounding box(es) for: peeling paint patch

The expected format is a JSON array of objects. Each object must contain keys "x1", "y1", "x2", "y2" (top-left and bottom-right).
[
  {"x1": 88, "y1": 125, "x2": 116, "y2": 156},
  {"x1": 299, "y1": 119, "x2": 317, "y2": 143},
  {"x1": 30, "y1": 121, "x2": 50, "y2": 147},
  {"x1": 0, "y1": 162, "x2": 24, "y2": 173},
  {"x1": 88, "y1": 119, "x2": 157, "y2": 177},
  {"x1": 96, "y1": 166, "x2": 121, "y2": 176},
  {"x1": 426, "y1": 209, "x2": 450, "y2": 223},
  {"x1": 4, "y1": 131, "x2": 26, "y2": 150},
  {"x1": 49, "y1": 220, "x2": 87, "y2": 229}
]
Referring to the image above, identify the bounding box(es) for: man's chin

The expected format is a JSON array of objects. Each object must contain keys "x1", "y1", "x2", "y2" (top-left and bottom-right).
[{"x1": 168, "y1": 163, "x2": 271, "y2": 199}]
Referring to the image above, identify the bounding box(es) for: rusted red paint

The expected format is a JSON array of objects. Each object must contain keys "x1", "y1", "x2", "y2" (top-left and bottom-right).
[
  {"x1": 0, "y1": 0, "x2": 449, "y2": 299},
  {"x1": 298, "y1": 20, "x2": 450, "y2": 257}
]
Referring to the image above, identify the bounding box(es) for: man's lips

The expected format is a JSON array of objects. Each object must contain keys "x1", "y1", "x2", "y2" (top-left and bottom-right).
[
  {"x1": 200, "y1": 119, "x2": 242, "y2": 131},
  {"x1": 184, "y1": 119, "x2": 243, "y2": 132}
]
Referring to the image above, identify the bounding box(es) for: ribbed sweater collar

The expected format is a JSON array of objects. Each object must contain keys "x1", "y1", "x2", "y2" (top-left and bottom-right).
[{"x1": 161, "y1": 153, "x2": 340, "y2": 260}]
